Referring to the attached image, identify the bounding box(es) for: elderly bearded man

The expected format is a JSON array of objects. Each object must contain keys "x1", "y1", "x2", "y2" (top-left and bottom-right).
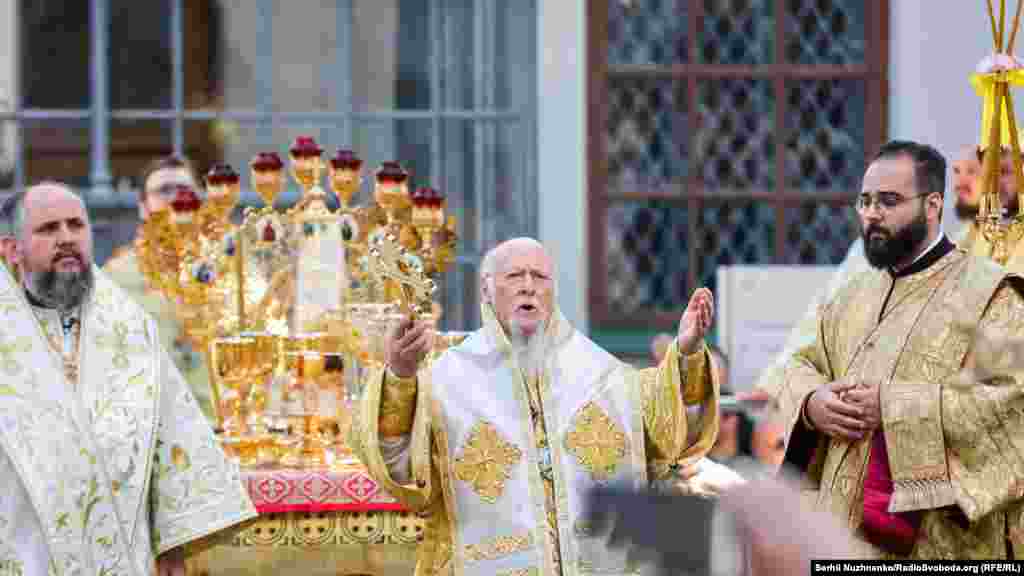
[
  {"x1": 777, "y1": 140, "x2": 1024, "y2": 559},
  {"x1": 0, "y1": 183, "x2": 256, "y2": 576},
  {"x1": 352, "y1": 237, "x2": 720, "y2": 576}
]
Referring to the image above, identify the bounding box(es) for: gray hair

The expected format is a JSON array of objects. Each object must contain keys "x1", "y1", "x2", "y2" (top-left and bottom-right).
[{"x1": 478, "y1": 237, "x2": 556, "y2": 305}]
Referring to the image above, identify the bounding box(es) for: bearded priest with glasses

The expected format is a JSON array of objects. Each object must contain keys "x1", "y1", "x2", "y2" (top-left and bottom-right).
[{"x1": 775, "y1": 140, "x2": 1024, "y2": 559}]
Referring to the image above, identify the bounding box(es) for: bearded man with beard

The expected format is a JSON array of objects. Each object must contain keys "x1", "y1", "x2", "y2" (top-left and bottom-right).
[
  {"x1": 952, "y1": 145, "x2": 983, "y2": 231},
  {"x1": 0, "y1": 183, "x2": 256, "y2": 576},
  {"x1": 774, "y1": 140, "x2": 1024, "y2": 559},
  {"x1": 960, "y1": 145, "x2": 1024, "y2": 267},
  {"x1": 351, "y1": 237, "x2": 720, "y2": 576}
]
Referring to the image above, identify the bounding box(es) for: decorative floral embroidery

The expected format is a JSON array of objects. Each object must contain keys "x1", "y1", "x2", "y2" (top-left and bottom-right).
[
  {"x1": 453, "y1": 421, "x2": 522, "y2": 503},
  {"x1": 564, "y1": 402, "x2": 627, "y2": 481},
  {"x1": 495, "y1": 568, "x2": 538, "y2": 576},
  {"x1": 463, "y1": 532, "x2": 533, "y2": 563}
]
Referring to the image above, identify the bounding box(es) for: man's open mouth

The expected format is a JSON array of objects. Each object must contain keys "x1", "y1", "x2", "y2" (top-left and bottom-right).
[
  {"x1": 56, "y1": 255, "x2": 81, "y2": 266},
  {"x1": 517, "y1": 303, "x2": 537, "y2": 313}
]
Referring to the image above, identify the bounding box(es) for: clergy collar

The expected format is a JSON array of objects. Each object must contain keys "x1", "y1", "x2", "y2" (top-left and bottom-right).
[{"x1": 889, "y1": 233, "x2": 954, "y2": 278}]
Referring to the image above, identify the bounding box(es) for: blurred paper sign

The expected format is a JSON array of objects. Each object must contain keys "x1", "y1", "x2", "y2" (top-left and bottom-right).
[{"x1": 716, "y1": 266, "x2": 835, "y2": 393}]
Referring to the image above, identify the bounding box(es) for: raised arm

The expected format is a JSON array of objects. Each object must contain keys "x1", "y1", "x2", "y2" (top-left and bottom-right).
[
  {"x1": 642, "y1": 288, "x2": 720, "y2": 476},
  {"x1": 349, "y1": 316, "x2": 436, "y2": 511}
]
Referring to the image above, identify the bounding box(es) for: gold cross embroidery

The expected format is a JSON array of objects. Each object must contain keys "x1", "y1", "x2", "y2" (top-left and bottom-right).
[
  {"x1": 564, "y1": 402, "x2": 627, "y2": 481},
  {"x1": 453, "y1": 421, "x2": 522, "y2": 504}
]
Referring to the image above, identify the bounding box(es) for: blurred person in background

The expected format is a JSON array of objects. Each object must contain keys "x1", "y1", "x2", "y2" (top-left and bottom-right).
[
  {"x1": 0, "y1": 191, "x2": 20, "y2": 276},
  {"x1": 951, "y1": 144, "x2": 982, "y2": 244},
  {"x1": 750, "y1": 416, "x2": 785, "y2": 471},
  {"x1": 588, "y1": 473, "x2": 862, "y2": 576},
  {"x1": 649, "y1": 331, "x2": 675, "y2": 365},
  {"x1": 104, "y1": 155, "x2": 214, "y2": 420}
]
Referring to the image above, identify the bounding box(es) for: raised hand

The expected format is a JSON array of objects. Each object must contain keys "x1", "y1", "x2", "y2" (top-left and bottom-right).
[
  {"x1": 385, "y1": 315, "x2": 432, "y2": 378},
  {"x1": 678, "y1": 287, "x2": 714, "y2": 355}
]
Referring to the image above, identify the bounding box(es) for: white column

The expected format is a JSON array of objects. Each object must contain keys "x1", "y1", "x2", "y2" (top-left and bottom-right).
[
  {"x1": 537, "y1": 0, "x2": 587, "y2": 331},
  {"x1": 0, "y1": 0, "x2": 16, "y2": 189}
]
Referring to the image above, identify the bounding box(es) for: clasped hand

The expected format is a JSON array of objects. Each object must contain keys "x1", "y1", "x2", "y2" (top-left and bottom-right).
[
  {"x1": 386, "y1": 315, "x2": 433, "y2": 378},
  {"x1": 806, "y1": 378, "x2": 881, "y2": 441}
]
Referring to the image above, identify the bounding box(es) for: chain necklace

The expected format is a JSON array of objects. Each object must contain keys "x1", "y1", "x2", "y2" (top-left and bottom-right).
[{"x1": 42, "y1": 312, "x2": 81, "y2": 385}]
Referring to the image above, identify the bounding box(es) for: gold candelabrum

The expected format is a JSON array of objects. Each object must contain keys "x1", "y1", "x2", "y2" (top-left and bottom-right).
[
  {"x1": 137, "y1": 136, "x2": 460, "y2": 468},
  {"x1": 975, "y1": 0, "x2": 1024, "y2": 265}
]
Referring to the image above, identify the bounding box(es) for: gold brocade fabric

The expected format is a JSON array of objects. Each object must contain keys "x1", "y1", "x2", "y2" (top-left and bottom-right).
[
  {"x1": 183, "y1": 509, "x2": 421, "y2": 575},
  {"x1": 351, "y1": 304, "x2": 720, "y2": 575},
  {"x1": 523, "y1": 374, "x2": 564, "y2": 575},
  {"x1": 779, "y1": 249, "x2": 1024, "y2": 559}
]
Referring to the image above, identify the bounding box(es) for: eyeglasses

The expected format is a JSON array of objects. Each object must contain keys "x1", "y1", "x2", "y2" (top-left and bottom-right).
[{"x1": 855, "y1": 192, "x2": 932, "y2": 213}]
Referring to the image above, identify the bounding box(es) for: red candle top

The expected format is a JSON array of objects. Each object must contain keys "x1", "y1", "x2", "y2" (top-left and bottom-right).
[
  {"x1": 171, "y1": 185, "x2": 202, "y2": 212},
  {"x1": 262, "y1": 221, "x2": 277, "y2": 242},
  {"x1": 206, "y1": 163, "x2": 240, "y2": 185},
  {"x1": 251, "y1": 152, "x2": 284, "y2": 172},
  {"x1": 330, "y1": 149, "x2": 363, "y2": 171},
  {"x1": 290, "y1": 136, "x2": 323, "y2": 158},
  {"x1": 375, "y1": 161, "x2": 408, "y2": 184},
  {"x1": 411, "y1": 186, "x2": 444, "y2": 208}
]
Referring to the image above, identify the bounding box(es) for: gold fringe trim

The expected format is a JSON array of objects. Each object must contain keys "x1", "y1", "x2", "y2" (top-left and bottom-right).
[{"x1": 888, "y1": 477, "x2": 955, "y2": 513}]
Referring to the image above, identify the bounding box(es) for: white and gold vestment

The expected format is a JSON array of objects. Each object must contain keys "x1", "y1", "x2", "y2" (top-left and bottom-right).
[
  {"x1": 352, "y1": 304, "x2": 719, "y2": 576},
  {"x1": 0, "y1": 265, "x2": 256, "y2": 575}
]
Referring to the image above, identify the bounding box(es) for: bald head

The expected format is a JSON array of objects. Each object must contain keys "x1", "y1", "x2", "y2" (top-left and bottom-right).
[
  {"x1": 481, "y1": 237, "x2": 555, "y2": 339},
  {"x1": 13, "y1": 182, "x2": 93, "y2": 311},
  {"x1": 14, "y1": 183, "x2": 87, "y2": 240}
]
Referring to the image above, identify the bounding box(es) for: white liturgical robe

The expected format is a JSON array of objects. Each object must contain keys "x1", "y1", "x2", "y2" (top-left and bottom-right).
[
  {"x1": 353, "y1": 304, "x2": 719, "y2": 576},
  {"x1": 0, "y1": 265, "x2": 256, "y2": 576}
]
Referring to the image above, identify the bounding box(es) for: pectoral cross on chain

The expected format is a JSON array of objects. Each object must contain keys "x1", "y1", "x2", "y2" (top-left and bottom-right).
[{"x1": 59, "y1": 313, "x2": 80, "y2": 384}]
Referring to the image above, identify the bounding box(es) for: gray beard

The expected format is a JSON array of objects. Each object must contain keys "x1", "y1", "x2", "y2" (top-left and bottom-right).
[
  {"x1": 510, "y1": 327, "x2": 548, "y2": 380},
  {"x1": 25, "y1": 266, "x2": 93, "y2": 312}
]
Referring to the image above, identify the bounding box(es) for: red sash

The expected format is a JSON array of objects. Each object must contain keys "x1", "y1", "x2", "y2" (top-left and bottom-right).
[{"x1": 861, "y1": 433, "x2": 922, "y2": 555}]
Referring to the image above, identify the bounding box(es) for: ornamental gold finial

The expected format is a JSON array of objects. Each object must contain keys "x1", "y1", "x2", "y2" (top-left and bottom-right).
[
  {"x1": 973, "y1": 0, "x2": 1024, "y2": 263},
  {"x1": 329, "y1": 149, "x2": 363, "y2": 209}
]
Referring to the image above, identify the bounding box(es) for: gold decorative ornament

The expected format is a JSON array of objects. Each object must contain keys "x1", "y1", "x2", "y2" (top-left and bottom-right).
[
  {"x1": 135, "y1": 135, "x2": 461, "y2": 468},
  {"x1": 463, "y1": 533, "x2": 534, "y2": 564},
  {"x1": 972, "y1": 0, "x2": 1024, "y2": 264},
  {"x1": 564, "y1": 402, "x2": 628, "y2": 481},
  {"x1": 453, "y1": 421, "x2": 523, "y2": 503}
]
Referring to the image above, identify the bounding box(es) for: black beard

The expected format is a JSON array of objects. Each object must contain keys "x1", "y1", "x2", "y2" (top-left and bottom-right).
[
  {"x1": 955, "y1": 200, "x2": 979, "y2": 222},
  {"x1": 26, "y1": 266, "x2": 93, "y2": 311},
  {"x1": 1005, "y1": 193, "x2": 1021, "y2": 216},
  {"x1": 862, "y1": 209, "x2": 929, "y2": 270}
]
